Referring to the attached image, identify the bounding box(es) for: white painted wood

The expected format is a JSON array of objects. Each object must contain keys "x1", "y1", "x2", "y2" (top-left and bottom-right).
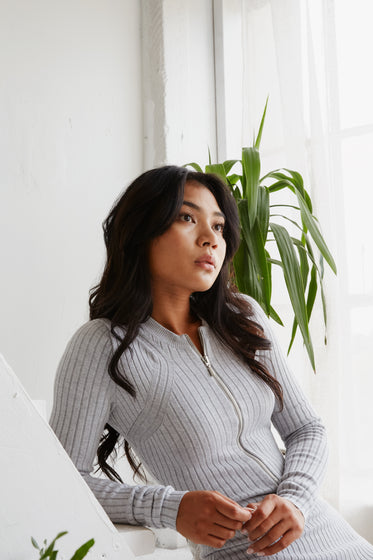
[
  {"x1": 141, "y1": 0, "x2": 217, "y2": 168},
  {"x1": 0, "y1": 353, "x2": 155, "y2": 559},
  {"x1": 115, "y1": 525, "x2": 156, "y2": 557}
]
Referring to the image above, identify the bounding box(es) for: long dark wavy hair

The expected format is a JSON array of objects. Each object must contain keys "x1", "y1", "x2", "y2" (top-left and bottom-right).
[{"x1": 89, "y1": 165, "x2": 283, "y2": 482}]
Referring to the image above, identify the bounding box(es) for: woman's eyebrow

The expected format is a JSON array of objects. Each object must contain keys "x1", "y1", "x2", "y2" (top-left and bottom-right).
[{"x1": 182, "y1": 200, "x2": 225, "y2": 219}]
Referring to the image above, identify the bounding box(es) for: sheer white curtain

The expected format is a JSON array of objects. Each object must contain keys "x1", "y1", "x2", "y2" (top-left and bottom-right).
[{"x1": 214, "y1": 0, "x2": 373, "y2": 540}]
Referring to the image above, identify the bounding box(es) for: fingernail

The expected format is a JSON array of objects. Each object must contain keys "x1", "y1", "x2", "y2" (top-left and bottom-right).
[
  {"x1": 256, "y1": 554, "x2": 265, "y2": 557},
  {"x1": 246, "y1": 547, "x2": 254, "y2": 554},
  {"x1": 240, "y1": 528, "x2": 249, "y2": 535}
]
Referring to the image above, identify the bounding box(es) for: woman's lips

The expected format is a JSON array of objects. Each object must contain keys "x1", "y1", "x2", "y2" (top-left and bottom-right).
[{"x1": 195, "y1": 256, "x2": 216, "y2": 271}]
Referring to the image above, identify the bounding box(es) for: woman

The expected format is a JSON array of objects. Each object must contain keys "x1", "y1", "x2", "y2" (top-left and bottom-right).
[{"x1": 50, "y1": 166, "x2": 373, "y2": 559}]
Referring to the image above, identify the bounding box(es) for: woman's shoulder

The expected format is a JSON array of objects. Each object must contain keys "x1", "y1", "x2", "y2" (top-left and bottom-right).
[
  {"x1": 63, "y1": 318, "x2": 114, "y2": 358},
  {"x1": 69, "y1": 317, "x2": 112, "y2": 340}
]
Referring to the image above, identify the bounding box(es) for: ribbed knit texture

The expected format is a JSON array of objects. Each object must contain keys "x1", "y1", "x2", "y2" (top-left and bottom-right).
[{"x1": 50, "y1": 296, "x2": 373, "y2": 559}]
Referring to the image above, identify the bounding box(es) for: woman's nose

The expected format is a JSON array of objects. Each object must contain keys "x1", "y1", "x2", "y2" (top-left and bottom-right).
[{"x1": 197, "y1": 226, "x2": 218, "y2": 248}]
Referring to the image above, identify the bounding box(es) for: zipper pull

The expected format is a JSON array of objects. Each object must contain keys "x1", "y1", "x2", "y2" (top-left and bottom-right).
[{"x1": 202, "y1": 355, "x2": 214, "y2": 377}]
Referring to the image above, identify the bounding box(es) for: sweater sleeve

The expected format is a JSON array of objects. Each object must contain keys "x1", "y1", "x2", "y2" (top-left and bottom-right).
[
  {"x1": 247, "y1": 297, "x2": 328, "y2": 519},
  {"x1": 49, "y1": 320, "x2": 186, "y2": 529}
]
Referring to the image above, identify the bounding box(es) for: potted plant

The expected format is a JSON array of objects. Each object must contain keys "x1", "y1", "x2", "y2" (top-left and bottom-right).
[
  {"x1": 186, "y1": 100, "x2": 336, "y2": 371},
  {"x1": 31, "y1": 531, "x2": 94, "y2": 560}
]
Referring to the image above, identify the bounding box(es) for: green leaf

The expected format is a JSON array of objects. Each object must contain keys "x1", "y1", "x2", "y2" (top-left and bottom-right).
[
  {"x1": 242, "y1": 147, "x2": 261, "y2": 226},
  {"x1": 31, "y1": 537, "x2": 40, "y2": 550},
  {"x1": 270, "y1": 222, "x2": 315, "y2": 370},
  {"x1": 239, "y1": 201, "x2": 271, "y2": 313},
  {"x1": 267, "y1": 180, "x2": 295, "y2": 193},
  {"x1": 262, "y1": 170, "x2": 291, "y2": 182},
  {"x1": 227, "y1": 174, "x2": 242, "y2": 191},
  {"x1": 254, "y1": 97, "x2": 269, "y2": 149},
  {"x1": 223, "y1": 159, "x2": 239, "y2": 174},
  {"x1": 257, "y1": 186, "x2": 270, "y2": 242},
  {"x1": 267, "y1": 258, "x2": 282, "y2": 267},
  {"x1": 231, "y1": 185, "x2": 242, "y2": 201},
  {"x1": 233, "y1": 240, "x2": 262, "y2": 302},
  {"x1": 307, "y1": 265, "x2": 318, "y2": 320},
  {"x1": 296, "y1": 192, "x2": 337, "y2": 274},
  {"x1": 283, "y1": 168, "x2": 306, "y2": 199},
  {"x1": 39, "y1": 532, "x2": 68, "y2": 559},
  {"x1": 270, "y1": 214, "x2": 304, "y2": 234},
  {"x1": 70, "y1": 539, "x2": 95, "y2": 560},
  {"x1": 269, "y1": 306, "x2": 283, "y2": 325},
  {"x1": 297, "y1": 240, "x2": 309, "y2": 290},
  {"x1": 205, "y1": 163, "x2": 227, "y2": 181},
  {"x1": 288, "y1": 317, "x2": 298, "y2": 355},
  {"x1": 289, "y1": 263, "x2": 318, "y2": 354},
  {"x1": 184, "y1": 162, "x2": 203, "y2": 173}
]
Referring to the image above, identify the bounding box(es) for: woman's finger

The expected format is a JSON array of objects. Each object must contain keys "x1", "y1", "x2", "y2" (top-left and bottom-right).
[
  {"x1": 213, "y1": 511, "x2": 248, "y2": 532},
  {"x1": 243, "y1": 494, "x2": 277, "y2": 533},
  {"x1": 248, "y1": 529, "x2": 298, "y2": 556},
  {"x1": 246, "y1": 519, "x2": 288, "y2": 553},
  {"x1": 247, "y1": 507, "x2": 283, "y2": 541},
  {"x1": 214, "y1": 492, "x2": 254, "y2": 524}
]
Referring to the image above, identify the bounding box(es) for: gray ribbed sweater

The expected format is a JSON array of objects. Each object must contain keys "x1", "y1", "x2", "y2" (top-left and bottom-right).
[{"x1": 50, "y1": 297, "x2": 373, "y2": 559}]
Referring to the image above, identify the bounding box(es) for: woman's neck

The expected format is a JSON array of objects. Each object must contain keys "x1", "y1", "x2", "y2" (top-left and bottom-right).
[
  {"x1": 151, "y1": 305, "x2": 200, "y2": 336},
  {"x1": 151, "y1": 291, "x2": 202, "y2": 347}
]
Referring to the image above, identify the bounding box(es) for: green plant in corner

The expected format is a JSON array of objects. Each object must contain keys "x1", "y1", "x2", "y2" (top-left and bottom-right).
[
  {"x1": 186, "y1": 100, "x2": 337, "y2": 371},
  {"x1": 31, "y1": 531, "x2": 94, "y2": 560}
]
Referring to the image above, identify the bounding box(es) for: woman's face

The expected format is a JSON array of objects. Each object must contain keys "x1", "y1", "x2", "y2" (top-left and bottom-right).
[{"x1": 148, "y1": 180, "x2": 227, "y2": 299}]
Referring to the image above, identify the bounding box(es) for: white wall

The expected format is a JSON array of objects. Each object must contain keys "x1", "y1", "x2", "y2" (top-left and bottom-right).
[
  {"x1": 0, "y1": 0, "x2": 143, "y2": 410},
  {"x1": 0, "y1": 0, "x2": 217, "y2": 413}
]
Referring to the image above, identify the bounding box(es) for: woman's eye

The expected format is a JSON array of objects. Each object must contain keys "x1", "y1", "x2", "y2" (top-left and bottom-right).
[
  {"x1": 214, "y1": 223, "x2": 225, "y2": 233},
  {"x1": 179, "y1": 213, "x2": 193, "y2": 222}
]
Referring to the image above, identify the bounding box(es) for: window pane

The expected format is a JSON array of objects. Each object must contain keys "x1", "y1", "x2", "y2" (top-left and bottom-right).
[
  {"x1": 335, "y1": 0, "x2": 373, "y2": 129},
  {"x1": 341, "y1": 305, "x2": 373, "y2": 471},
  {"x1": 341, "y1": 135, "x2": 373, "y2": 295}
]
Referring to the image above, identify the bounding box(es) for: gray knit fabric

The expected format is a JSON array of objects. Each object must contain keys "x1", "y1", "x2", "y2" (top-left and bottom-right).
[{"x1": 50, "y1": 296, "x2": 373, "y2": 559}]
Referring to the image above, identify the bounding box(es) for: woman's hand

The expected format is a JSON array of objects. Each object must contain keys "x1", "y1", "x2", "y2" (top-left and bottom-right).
[
  {"x1": 242, "y1": 494, "x2": 304, "y2": 556},
  {"x1": 176, "y1": 490, "x2": 253, "y2": 548}
]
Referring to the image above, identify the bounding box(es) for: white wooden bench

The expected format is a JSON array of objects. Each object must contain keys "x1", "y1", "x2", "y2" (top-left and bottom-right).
[{"x1": 0, "y1": 353, "x2": 156, "y2": 559}]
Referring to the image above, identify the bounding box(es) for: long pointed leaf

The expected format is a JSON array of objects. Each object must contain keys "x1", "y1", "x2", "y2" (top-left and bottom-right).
[
  {"x1": 297, "y1": 240, "x2": 309, "y2": 289},
  {"x1": 223, "y1": 159, "x2": 239, "y2": 174},
  {"x1": 257, "y1": 186, "x2": 270, "y2": 242},
  {"x1": 242, "y1": 147, "x2": 261, "y2": 226},
  {"x1": 304, "y1": 236, "x2": 327, "y2": 341},
  {"x1": 254, "y1": 97, "x2": 269, "y2": 149},
  {"x1": 307, "y1": 265, "x2": 318, "y2": 319},
  {"x1": 227, "y1": 174, "x2": 242, "y2": 191},
  {"x1": 239, "y1": 201, "x2": 271, "y2": 313},
  {"x1": 184, "y1": 162, "x2": 203, "y2": 172},
  {"x1": 40, "y1": 532, "x2": 68, "y2": 560},
  {"x1": 296, "y1": 192, "x2": 337, "y2": 274},
  {"x1": 233, "y1": 240, "x2": 262, "y2": 302},
  {"x1": 269, "y1": 306, "x2": 284, "y2": 325},
  {"x1": 270, "y1": 222, "x2": 315, "y2": 370},
  {"x1": 205, "y1": 163, "x2": 227, "y2": 181},
  {"x1": 288, "y1": 317, "x2": 298, "y2": 355},
  {"x1": 283, "y1": 168, "x2": 306, "y2": 199},
  {"x1": 70, "y1": 539, "x2": 95, "y2": 560}
]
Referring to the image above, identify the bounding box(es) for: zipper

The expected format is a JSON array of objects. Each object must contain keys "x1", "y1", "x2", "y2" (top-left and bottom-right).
[{"x1": 185, "y1": 331, "x2": 280, "y2": 485}]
